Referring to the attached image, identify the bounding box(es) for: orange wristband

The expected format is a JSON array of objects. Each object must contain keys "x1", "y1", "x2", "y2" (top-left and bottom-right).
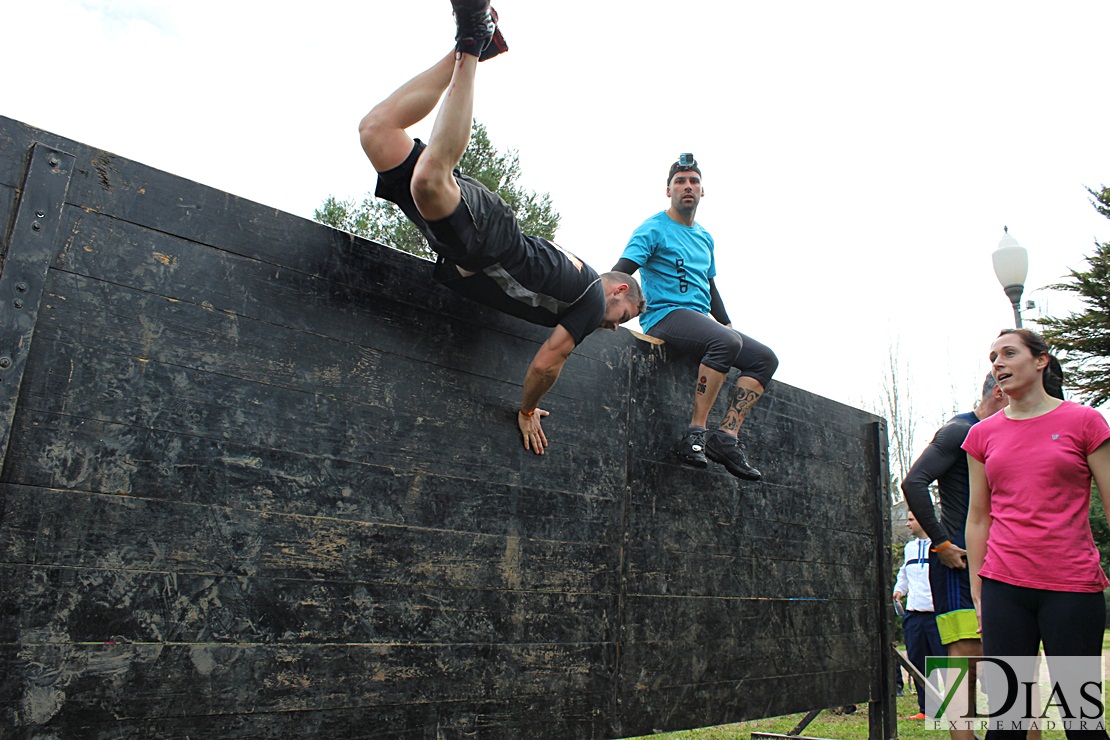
[
  {"x1": 931, "y1": 541, "x2": 952, "y2": 553},
  {"x1": 520, "y1": 409, "x2": 535, "y2": 418}
]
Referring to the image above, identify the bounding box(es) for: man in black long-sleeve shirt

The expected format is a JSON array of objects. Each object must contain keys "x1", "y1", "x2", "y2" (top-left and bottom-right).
[{"x1": 900, "y1": 373, "x2": 1006, "y2": 739}]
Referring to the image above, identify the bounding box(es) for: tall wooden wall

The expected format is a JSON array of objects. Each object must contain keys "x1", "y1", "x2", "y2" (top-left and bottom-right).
[{"x1": 0, "y1": 115, "x2": 894, "y2": 739}]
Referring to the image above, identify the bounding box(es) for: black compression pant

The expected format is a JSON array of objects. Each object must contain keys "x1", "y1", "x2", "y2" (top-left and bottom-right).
[
  {"x1": 980, "y1": 578, "x2": 1108, "y2": 740},
  {"x1": 647, "y1": 308, "x2": 778, "y2": 388}
]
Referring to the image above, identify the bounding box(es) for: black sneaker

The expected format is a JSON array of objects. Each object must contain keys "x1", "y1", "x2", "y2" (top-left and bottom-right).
[
  {"x1": 705, "y1": 433, "x2": 762, "y2": 481},
  {"x1": 452, "y1": 0, "x2": 495, "y2": 58},
  {"x1": 479, "y1": 8, "x2": 508, "y2": 62},
  {"x1": 675, "y1": 429, "x2": 708, "y2": 468}
]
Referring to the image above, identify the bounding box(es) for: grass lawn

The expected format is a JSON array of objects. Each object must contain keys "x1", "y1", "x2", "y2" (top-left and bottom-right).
[
  {"x1": 620, "y1": 634, "x2": 1110, "y2": 740},
  {"x1": 624, "y1": 691, "x2": 1072, "y2": 740},
  {"x1": 622, "y1": 691, "x2": 946, "y2": 740}
]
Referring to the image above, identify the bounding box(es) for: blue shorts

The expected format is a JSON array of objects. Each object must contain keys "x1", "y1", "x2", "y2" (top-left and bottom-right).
[{"x1": 928, "y1": 533, "x2": 978, "y2": 644}]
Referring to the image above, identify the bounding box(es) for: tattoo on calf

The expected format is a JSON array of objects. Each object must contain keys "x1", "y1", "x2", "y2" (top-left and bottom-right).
[
  {"x1": 721, "y1": 386, "x2": 761, "y2": 432},
  {"x1": 696, "y1": 375, "x2": 708, "y2": 395}
]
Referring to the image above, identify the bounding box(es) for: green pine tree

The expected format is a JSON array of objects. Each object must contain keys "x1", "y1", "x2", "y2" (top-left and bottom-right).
[{"x1": 1037, "y1": 185, "x2": 1110, "y2": 406}]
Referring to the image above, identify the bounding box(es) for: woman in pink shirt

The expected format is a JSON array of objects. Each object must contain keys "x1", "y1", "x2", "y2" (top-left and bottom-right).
[{"x1": 964, "y1": 329, "x2": 1110, "y2": 739}]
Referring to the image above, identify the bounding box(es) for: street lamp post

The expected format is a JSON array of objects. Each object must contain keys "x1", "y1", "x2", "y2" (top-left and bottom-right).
[{"x1": 992, "y1": 226, "x2": 1028, "y2": 328}]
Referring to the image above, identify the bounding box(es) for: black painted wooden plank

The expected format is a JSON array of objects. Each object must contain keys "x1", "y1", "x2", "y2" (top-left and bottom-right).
[
  {"x1": 622, "y1": 499, "x2": 877, "y2": 563},
  {"x1": 1, "y1": 115, "x2": 625, "y2": 368},
  {"x1": 0, "y1": 694, "x2": 611, "y2": 740},
  {"x1": 0, "y1": 144, "x2": 75, "y2": 466},
  {"x1": 867, "y1": 418, "x2": 898, "y2": 740},
  {"x1": 0, "y1": 182, "x2": 15, "y2": 250},
  {"x1": 618, "y1": 631, "x2": 874, "y2": 687},
  {"x1": 32, "y1": 266, "x2": 629, "y2": 462},
  {"x1": 49, "y1": 208, "x2": 630, "y2": 384},
  {"x1": 627, "y1": 474, "x2": 875, "y2": 535},
  {"x1": 620, "y1": 596, "x2": 873, "y2": 642},
  {"x1": 628, "y1": 406, "x2": 877, "y2": 488},
  {"x1": 0, "y1": 643, "x2": 613, "y2": 722},
  {"x1": 0, "y1": 563, "x2": 618, "y2": 648},
  {"x1": 0, "y1": 485, "x2": 619, "y2": 595},
  {"x1": 620, "y1": 546, "x2": 867, "y2": 600},
  {"x1": 0, "y1": 117, "x2": 43, "y2": 189},
  {"x1": 16, "y1": 334, "x2": 628, "y2": 496},
  {"x1": 626, "y1": 407, "x2": 875, "y2": 474},
  {"x1": 37, "y1": 117, "x2": 628, "y2": 368},
  {"x1": 2, "y1": 414, "x2": 623, "y2": 544}
]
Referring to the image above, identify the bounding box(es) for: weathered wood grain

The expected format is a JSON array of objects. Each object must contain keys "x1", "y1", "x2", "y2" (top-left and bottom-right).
[
  {"x1": 1, "y1": 643, "x2": 613, "y2": 723},
  {"x1": 0, "y1": 182, "x2": 16, "y2": 252},
  {"x1": 0, "y1": 693, "x2": 610, "y2": 740},
  {"x1": 49, "y1": 208, "x2": 627, "y2": 389},
  {"x1": 0, "y1": 484, "x2": 618, "y2": 594},
  {"x1": 0, "y1": 562, "x2": 616, "y2": 647},
  {"x1": 3, "y1": 414, "x2": 622, "y2": 542}
]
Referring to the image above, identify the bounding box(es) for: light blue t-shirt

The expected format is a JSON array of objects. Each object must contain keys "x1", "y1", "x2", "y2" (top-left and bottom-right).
[{"x1": 619, "y1": 211, "x2": 716, "y2": 334}]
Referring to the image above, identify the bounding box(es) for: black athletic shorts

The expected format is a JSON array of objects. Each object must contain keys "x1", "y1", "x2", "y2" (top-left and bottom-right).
[
  {"x1": 373, "y1": 140, "x2": 606, "y2": 343},
  {"x1": 374, "y1": 139, "x2": 520, "y2": 270},
  {"x1": 647, "y1": 308, "x2": 778, "y2": 388}
]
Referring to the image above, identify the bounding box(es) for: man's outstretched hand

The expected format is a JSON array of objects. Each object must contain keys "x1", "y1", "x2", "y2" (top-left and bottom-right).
[{"x1": 518, "y1": 408, "x2": 550, "y2": 454}]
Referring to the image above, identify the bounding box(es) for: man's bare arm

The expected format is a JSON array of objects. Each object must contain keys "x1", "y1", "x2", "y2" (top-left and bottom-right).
[{"x1": 517, "y1": 325, "x2": 576, "y2": 454}]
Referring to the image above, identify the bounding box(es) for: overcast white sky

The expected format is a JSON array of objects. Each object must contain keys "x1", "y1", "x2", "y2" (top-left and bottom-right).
[{"x1": 4, "y1": 0, "x2": 1109, "y2": 453}]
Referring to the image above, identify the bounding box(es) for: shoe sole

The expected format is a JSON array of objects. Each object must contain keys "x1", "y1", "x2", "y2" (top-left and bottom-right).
[
  {"x1": 706, "y1": 447, "x2": 762, "y2": 481},
  {"x1": 676, "y1": 452, "x2": 708, "y2": 469}
]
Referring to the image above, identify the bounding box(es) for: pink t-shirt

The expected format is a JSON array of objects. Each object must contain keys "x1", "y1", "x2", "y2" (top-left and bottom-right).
[{"x1": 962, "y1": 401, "x2": 1110, "y2": 592}]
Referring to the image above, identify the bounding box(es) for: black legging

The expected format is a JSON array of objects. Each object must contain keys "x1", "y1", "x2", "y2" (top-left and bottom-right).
[
  {"x1": 647, "y1": 308, "x2": 778, "y2": 388},
  {"x1": 980, "y1": 577, "x2": 1108, "y2": 739}
]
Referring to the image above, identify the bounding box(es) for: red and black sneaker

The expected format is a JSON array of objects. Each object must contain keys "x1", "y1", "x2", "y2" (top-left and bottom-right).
[
  {"x1": 452, "y1": 0, "x2": 495, "y2": 58},
  {"x1": 479, "y1": 8, "x2": 508, "y2": 62}
]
